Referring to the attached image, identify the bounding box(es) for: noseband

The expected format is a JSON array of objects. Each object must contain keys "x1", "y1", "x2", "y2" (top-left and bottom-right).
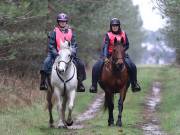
[{"x1": 56, "y1": 57, "x2": 72, "y2": 72}]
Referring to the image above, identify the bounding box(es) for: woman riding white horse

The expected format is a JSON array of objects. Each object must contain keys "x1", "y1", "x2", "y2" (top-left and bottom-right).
[{"x1": 48, "y1": 40, "x2": 78, "y2": 128}]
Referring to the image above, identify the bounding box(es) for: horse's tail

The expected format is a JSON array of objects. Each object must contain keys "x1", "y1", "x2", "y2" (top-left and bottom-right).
[{"x1": 104, "y1": 92, "x2": 114, "y2": 111}]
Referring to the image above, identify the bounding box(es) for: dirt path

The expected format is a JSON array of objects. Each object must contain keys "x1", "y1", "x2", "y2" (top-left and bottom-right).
[
  {"x1": 68, "y1": 92, "x2": 104, "y2": 129},
  {"x1": 142, "y1": 82, "x2": 167, "y2": 135}
]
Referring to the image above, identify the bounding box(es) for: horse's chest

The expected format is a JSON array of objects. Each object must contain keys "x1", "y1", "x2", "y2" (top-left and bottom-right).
[{"x1": 104, "y1": 76, "x2": 125, "y2": 89}]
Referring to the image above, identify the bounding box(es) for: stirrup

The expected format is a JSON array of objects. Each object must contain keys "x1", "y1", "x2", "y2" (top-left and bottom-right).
[
  {"x1": 40, "y1": 83, "x2": 48, "y2": 91},
  {"x1": 131, "y1": 83, "x2": 141, "y2": 92},
  {"x1": 77, "y1": 83, "x2": 85, "y2": 92},
  {"x1": 89, "y1": 85, "x2": 97, "y2": 93}
]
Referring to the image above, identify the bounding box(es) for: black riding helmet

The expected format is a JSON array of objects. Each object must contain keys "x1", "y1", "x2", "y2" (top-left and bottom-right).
[
  {"x1": 57, "y1": 13, "x2": 68, "y2": 23},
  {"x1": 110, "y1": 18, "x2": 121, "y2": 34}
]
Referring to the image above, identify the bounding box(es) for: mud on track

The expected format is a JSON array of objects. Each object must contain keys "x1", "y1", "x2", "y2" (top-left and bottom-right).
[
  {"x1": 67, "y1": 92, "x2": 104, "y2": 129},
  {"x1": 142, "y1": 82, "x2": 167, "y2": 135}
]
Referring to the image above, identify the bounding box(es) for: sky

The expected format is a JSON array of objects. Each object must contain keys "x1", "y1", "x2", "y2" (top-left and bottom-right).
[{"x1": 132, "y1": 0, "x2": 166, "y2": 31}]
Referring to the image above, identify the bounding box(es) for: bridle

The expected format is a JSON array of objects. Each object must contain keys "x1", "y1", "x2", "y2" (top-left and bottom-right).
[
  {"x1": 55, "y1": 56, "x2": 75, "y2": 96},
  {"x1": 56, "y1": 58, "x2": 72, "y2": 72}
]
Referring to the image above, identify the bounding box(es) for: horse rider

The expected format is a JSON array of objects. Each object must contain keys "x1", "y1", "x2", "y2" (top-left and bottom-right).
[
  {"x1": 89, "y1": 18, "x2": 141, "y2": 93},
  {"x1": 40, "y1": 13, "x2": 86, "y2": 92}
]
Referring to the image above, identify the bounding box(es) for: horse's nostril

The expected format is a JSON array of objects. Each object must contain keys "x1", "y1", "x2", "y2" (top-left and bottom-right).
[
  {"x1": 60, "y1": 69, "x2": 65, "y2": 73},
  {"x1": 117, "y1": 63, "x2": 123, "y2": 70}
]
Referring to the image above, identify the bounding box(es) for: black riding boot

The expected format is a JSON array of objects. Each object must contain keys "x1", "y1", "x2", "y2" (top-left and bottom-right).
[
  {"x1": 40, "y1": 70, "x2": 48, "y2": 90},
  {"x1": 77, "y1": 80, "x2": 85, "y2": 92},
  {"x1": 73, "y1": 58, "x2": 86, "y2": 92},
  {"x1": 129, "y1": 66, "x2": 141, "y2": 92},
  {"x1": 76, "y1": 67, "x2": 85, "y2": 92},
  {"x1": 131, "y1": 81, "x2": 141, "y2": 92},
  {"x1": 125, "y1": 55, "x2": 141, "y2": 92},
  {"x1": 89, "y1": 84, "x2": 97, "y2": 93},
  {"x1": 89, "y1": 60, "x2": 103, "y2": 93},
  {"x1": 89, "y1": 69, "x2": 98, "y2": 93},
  {"x1": 77, "y1": 73, "x2": 85, "y2": 92}
]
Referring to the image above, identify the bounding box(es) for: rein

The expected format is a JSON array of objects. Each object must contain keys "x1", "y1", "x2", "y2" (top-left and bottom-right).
[{"x1": 56, "y1": 62, "x2": 75, "y2": 96}]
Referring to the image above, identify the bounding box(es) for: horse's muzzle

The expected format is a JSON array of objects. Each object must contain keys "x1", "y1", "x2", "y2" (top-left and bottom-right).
[
  {"x1": 116, "y1": 63, "x2": 124, "y2": 71},
  {"x1": 59, "y1": 69, "x2": 65, "y2": 73}
]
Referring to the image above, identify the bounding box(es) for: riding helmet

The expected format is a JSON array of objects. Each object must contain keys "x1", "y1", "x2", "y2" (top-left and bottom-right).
[{"x1": 57, "y1": 13, "x2": 68, "y2": 22}]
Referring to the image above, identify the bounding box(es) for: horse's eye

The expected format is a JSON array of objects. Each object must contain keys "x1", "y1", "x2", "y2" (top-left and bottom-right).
[{"x1": 68, "y1": 54, "x2": 71, "y2": 58}]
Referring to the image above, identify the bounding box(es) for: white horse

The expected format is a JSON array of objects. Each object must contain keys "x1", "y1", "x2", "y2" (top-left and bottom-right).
[{"x1": 47, "y1": 40, "x2": 78, "y2": 128}]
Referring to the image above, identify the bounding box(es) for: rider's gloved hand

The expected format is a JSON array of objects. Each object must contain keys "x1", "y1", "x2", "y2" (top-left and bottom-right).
[{"x1": 104, "y1": 57, "x2": 109, "y2": 64}]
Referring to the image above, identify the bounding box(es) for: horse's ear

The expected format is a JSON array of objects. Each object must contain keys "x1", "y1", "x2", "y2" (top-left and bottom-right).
[{"x1": 114, "y1": 37, "x2": 118, "y2": 46}]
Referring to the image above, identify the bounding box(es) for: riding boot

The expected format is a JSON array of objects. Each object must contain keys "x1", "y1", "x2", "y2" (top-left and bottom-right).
[
  {"x1": 76, "y1": 69, "x2": 85, "y2": 92},
  {"x1": 73, "y1": 58, "x2": 86, "y2": 92},
  {"x1": 124, "y1": 55, "x2": 141, "y2": 92},
  {"x1": 40, "y1": 70, "x2": 48, "y2": 90},
  {"x1": 89, "y1": 84, "x2": 97, "y2": 93},
  {"x1": 76, "y1": 68, "x2": 85, "y2": 92},
  {"x1": 130, "y1": 67, "x2": 141, "y2": 92},
  {"x1": 89, "y1": 60, "x2": 103, "y2": 93},
  {"x1": 77, "y1": 81, "x2": 85, "y2": 92},
  {"x1": 131, "y1": 81, "x2": 141, "y2": 92},
  {"x1": 89, "y1": 72, "x2": 98, "y2": 93}
]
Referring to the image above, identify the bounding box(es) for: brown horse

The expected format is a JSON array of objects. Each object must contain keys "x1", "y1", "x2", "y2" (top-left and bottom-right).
[{"x1": 99, "y1": 37, "x2": 130, "y2": 127}]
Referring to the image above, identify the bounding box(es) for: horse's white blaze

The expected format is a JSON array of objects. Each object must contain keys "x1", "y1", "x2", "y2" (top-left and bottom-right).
[{"x1": 51, "y1": 43, "x2": 77, "y2": 127}]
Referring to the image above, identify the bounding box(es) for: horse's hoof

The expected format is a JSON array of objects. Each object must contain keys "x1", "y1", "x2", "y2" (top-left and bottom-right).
[
  {"x1": 66, "y1": 120, "x2": 73, "y2": 126},
  {"x1": 108, "y1": 121, "x2": 114, "y2": 127},
  {"x1": 108, "y1": 123, "x2": 115, "y2": 127},
  {"x1": 49, "y1": 123, "x2": 54, "y2": 128},
  {"x1": 57, "y1": 125, "x2": 67, "y2": 129},
  {"x1": 116, "y1": 121, "x2": 122, "y2": 127},
  {"x1": 57, "y1": 122, "x2": 67, "y2": 129}
]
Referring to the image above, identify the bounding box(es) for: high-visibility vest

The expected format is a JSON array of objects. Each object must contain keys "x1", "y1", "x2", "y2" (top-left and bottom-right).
[
  {"x1": 107, "y1": 31, "x2": 126, "y2": 53},
  {"x1": 54, "y1": 27, "x2": 72, "y2": 51}
]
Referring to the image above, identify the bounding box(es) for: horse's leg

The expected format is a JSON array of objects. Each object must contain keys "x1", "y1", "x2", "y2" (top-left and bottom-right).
[
  {"x1": 66, "y1": 90, "x2": 76, "y2": 126},
  {"x1": 61, "y1": 94, "x2": 67, "y2": 126},
  {"x1": 54, "y1": 88, "x2": 64, "y2": 128},
  {"x1": 46, "y1": 75, "x2": 54, "y2": 127},
  {"x1": 105, "y1": 91, "x2": 114, "y2": 126},
  {"x1": 47, "y1": 90, "x2": 54, "y2": 127},
  {"x1": 116, "y1": 87, "x2": 127, "y2": 127}
]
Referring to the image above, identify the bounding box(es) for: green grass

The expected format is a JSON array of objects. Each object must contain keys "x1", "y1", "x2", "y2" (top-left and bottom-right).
[
  {"x1": 73, "y1": 66, "x2": 162, "y2": 135},
  {"x1": 156, "y1": 66, "x2": 180, "y2": 135},
  {"x1": 0, "y1": 75, "x2": 95, "y2": 135},
  {"x1": 1, "y1": 66, "x2": 180, "y2": 135}
]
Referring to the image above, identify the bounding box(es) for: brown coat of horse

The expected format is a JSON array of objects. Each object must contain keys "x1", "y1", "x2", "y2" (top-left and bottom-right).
[{"x1": 99, "y1": 37, "x2": 130, "y2": 127}]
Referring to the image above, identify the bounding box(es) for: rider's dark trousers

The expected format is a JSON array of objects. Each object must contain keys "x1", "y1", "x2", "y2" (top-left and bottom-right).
[
  {"x1": 73, "y1": 57, "x2": 86, "y2": 82},
  {"x1": 124, "y1": 54, "x2": 137, "y2": 84},
  {"x1": 41, "y1": 53, "x2": 55, "y2": 74},
  {"x1": 91, "y1": 59, "x2": 104, "y2": 86}
]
